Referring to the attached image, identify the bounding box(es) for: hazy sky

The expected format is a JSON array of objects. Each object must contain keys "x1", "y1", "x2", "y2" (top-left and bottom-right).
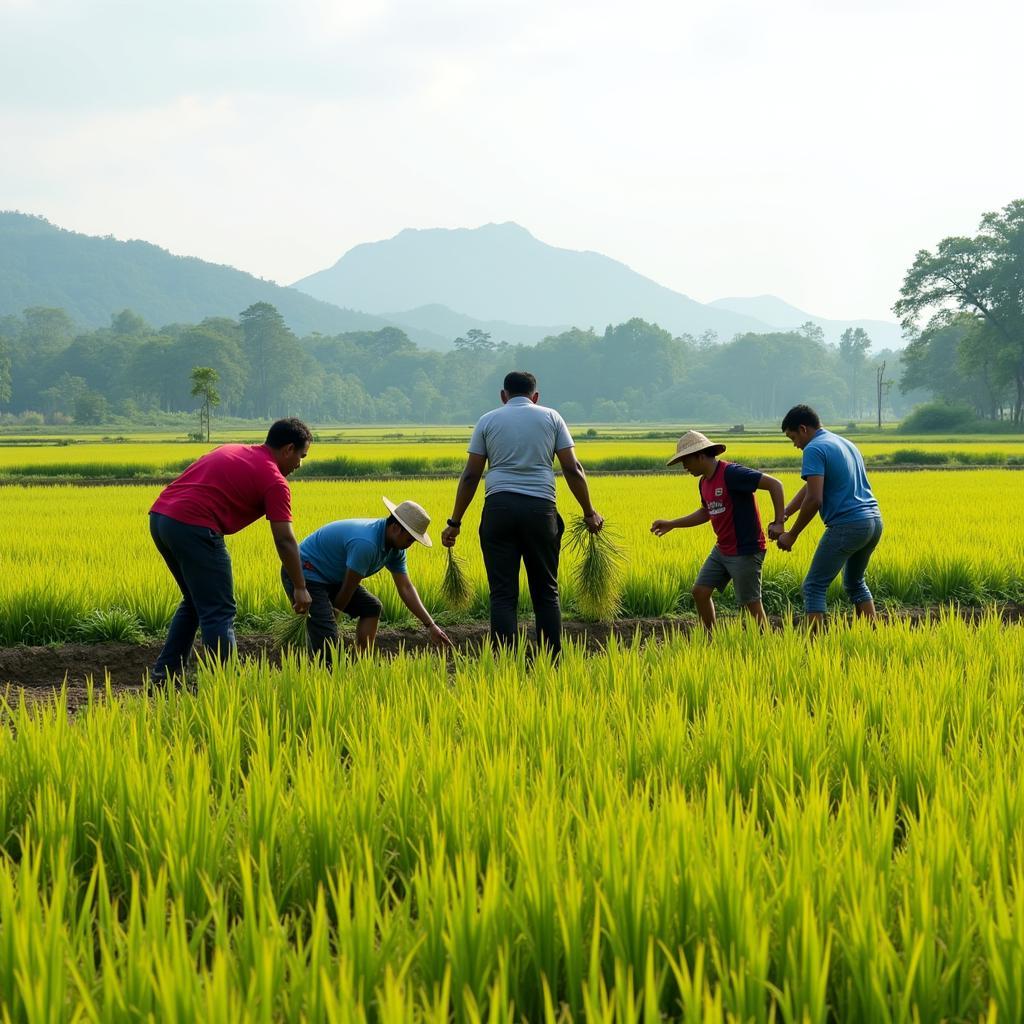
[{"x1": 2, "y1": 0, "x2": 1021, "y2": 321}]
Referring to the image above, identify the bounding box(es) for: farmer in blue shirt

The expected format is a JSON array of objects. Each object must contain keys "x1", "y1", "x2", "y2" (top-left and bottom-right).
[
  {"x1": 772, "y1": 404, "x2": 883, "y2": 627},
  {"x1": 281, "y1": 497, "x2": 453, "y2": 658}
]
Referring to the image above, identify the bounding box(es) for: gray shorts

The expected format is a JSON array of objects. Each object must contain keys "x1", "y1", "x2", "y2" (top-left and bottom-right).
[{"x1": 694, "y1": 548, "x2": 765, "y2": 605}]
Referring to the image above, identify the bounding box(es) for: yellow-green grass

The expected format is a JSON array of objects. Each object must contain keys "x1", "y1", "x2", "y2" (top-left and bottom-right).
[
  {"x1": 1, "y1": 616, "x2": 1023, "y2": 1018},
  {"x1": 1, "y1": 472, "x2": 1021, "y2": 644},
  {"x1": 2, "y1": 436, "x2": 1024, "y2": 479}
]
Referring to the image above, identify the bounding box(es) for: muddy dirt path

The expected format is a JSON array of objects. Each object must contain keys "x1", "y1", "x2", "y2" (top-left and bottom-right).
[{"x1": 2, "y1": 607, "x2": 1020, "y2": 711}]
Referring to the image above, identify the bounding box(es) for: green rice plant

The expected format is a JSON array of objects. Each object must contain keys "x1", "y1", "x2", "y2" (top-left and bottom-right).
[
  {"x1": 269, "y1": 609, "x2": 309, "y2": 652},
  {"x1": 440, "y1": 548, "x2": 473, "y2": 611},
  {"x1": 71, "y1": 607, "x2": 146, "y2": 644},
  {"x1": 565, "y1": 515, "x2": 627, "y2": 620}
]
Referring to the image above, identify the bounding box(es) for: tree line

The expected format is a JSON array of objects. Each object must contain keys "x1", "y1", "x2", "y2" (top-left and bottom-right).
[
  {"x1": 0, "y1": 303, "x2": 916, "y2": 426},
  {"x1": 0, "y1": 197, "x2": 1020, "y2": 428}
]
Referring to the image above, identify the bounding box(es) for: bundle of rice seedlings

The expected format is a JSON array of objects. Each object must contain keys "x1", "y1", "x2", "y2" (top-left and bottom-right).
[
  {"x1": 270, "y1": 609, "x2": 309, "y2": 652},
  {"x1": 441, "y1": 547, "x2": 474, "y2": 611},
  {"x1": 565, "y1": 515, "x2": 626, "y2": 620}
]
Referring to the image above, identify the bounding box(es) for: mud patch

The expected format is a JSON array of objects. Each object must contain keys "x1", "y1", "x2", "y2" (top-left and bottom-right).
[{"x1": 1, "y1": 607, "x2": 1019, "y2": 710}]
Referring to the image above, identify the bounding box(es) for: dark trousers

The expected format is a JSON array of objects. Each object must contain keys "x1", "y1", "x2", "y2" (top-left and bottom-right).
[
  {"x1": 281, "y1": 568, "x2": 382, "y2": 662},
  {"x1": 150, "y1": 512, "x2": 236, "y2": 681},
  {"x1": 479, "y1": 493, "x2": 564, "y2": 656}
]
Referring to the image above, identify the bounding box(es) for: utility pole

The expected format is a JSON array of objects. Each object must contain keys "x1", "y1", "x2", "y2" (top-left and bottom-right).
[{"x1": 876, "y1": 361, "x2": 887, "y2": 429}]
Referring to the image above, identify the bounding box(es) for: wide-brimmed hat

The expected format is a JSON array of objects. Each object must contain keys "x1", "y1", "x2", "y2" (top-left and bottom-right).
[
  {"x1": 382, "y1": 496, "x2": 433, "y2": 547},
  {"x1": 666, "y1": 430, "x2": 727, "y2": 466}
]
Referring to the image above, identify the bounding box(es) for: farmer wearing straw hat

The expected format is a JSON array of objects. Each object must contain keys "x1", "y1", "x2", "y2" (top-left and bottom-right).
[
  {"x1": 281, "y1": 497, "x2": 454, "y2": 657},
  {"x1": 651, "y1": 430, "x2": 786, "y2": 631}
]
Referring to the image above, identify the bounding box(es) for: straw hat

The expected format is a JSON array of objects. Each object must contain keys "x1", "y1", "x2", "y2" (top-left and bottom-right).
[
  {"x1": 382, "y1": 496, "x2": 433, "y2": 547},
  {"x1": 666, "y1": 430, "x2": 727, "y2": 466}
]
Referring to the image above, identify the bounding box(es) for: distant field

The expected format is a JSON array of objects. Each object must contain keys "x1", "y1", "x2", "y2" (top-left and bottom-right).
[
  {"x1": 1, "y1": 471, "x2": 1021, "y2": 645},
  {"x1": 2, "y1": 432, "x2": 1024, "y2": 479}
]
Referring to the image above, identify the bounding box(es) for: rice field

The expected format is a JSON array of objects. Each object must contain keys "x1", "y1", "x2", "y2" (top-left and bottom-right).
[
  {"x1": 2, "y1": 435, "x2": 1024, "y2": 479},
  {"x1": 0, "y1": 472, "x2": 1021, "y2": 645},
  {"x1": 1, "y1": 616, "x2": 1023, "y2": 1019}
]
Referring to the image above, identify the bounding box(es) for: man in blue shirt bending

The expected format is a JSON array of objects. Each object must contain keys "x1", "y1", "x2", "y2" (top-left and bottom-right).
[
  {"x1": 772, "y1": 404, "x2": 883, "y2": 627},
  {"x1": 282, "y1": 497, "x2": 453, "y2": 658}
]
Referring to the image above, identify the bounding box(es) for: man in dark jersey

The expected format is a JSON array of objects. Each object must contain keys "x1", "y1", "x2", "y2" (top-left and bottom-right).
[
  {"x1": 651, "y1": 430, "x2": 785, "y2": 631},
  {"x1": 148, "y1": 417, "x2": 313, "y2": 684}
]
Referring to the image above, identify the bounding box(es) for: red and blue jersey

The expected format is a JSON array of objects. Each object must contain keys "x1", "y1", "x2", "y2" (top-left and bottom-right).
[{"x1": 698, "y1": 460, "x2": 766, "y2": 556}]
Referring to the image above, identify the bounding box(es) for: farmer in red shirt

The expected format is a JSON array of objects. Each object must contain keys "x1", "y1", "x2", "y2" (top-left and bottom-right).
[
  {"x1": 651, "y1": 430, "x2": 785, "y2": 631},
  {"x1": 148, "y1": 418, "x2": 313, "y2": 684}
]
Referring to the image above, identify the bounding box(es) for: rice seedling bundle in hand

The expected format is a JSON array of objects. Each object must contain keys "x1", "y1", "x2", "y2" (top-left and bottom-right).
[
  {"x1": 441, "y1": 547, "x2": 474, "y2": 611},
  {"x1": 566, "y1": 515, "x2": 626, "y2": 620},
  {"x1": 270, "y1": 608, "x2": 309, "y2": 652}
]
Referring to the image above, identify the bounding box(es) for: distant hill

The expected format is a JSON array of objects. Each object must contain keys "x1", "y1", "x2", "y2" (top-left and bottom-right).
[
  {"x1": 383, "y1": 304, "x2": 569, "y2": 349},
  {"x1": 0, "y1": 212, "x2": 448, "y2": 344},
  {"x1": 293, "y1": 222, "x2": 775, "y2": 340},
  {"x1": 709, "y1": 295, "x2": 904, "y2": 350}
]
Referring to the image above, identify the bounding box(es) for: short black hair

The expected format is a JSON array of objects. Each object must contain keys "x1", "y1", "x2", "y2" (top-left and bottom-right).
[
  {"x1": 266, "y1": 417, "x2": 313, "y2": 449},
  {"x1": 781, "y1": 405, "x2": 821, "y2": 431},
  {"x1": 503, "y1": 371, "x2": 537, "y2": 396}
]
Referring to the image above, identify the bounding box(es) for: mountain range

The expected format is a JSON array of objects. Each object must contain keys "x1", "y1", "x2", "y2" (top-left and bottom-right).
[{"x1": 0, "y1": 212, "x2": 903, "y2": 350}]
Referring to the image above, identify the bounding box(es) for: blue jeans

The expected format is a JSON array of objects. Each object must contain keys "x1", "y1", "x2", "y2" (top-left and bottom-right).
[
  {"x1": 150, "y1": 512, "x2": 236, "y2": 682},
  {"x1": 802, "y1": 516, "x2": 883, "y2": 613}
]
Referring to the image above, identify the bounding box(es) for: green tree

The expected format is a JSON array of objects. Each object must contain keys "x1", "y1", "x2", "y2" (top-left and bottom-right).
[
  {"x1": 895, "y1": 199, "x2": 1024, "y2": 423},
  {"x1": 238, "y1": 303, "x2": 303, "y2": 418},
  {"x1": 73, "y1": 389, "x2": 108, "y2": 425},
  {"x1": 837, "y1": 327, "x2": 872, "y2": 419},
  {"x1": 0, "y1": 339, "x2": 11, "y2": 407},
  {"x1": 453, "y1": 329, "x2": 495, "y2": 354},
  {"x1": 190, "y1": 366, "x2": 220, "y2": 442}
]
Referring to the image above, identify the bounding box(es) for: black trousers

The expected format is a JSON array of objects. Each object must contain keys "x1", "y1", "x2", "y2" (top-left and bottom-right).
[
  {"x1": 281, "y1": 568, "x2": 383, "y2": 662},
  {"x1": 479, "y1": 492, "x2": 564, "y2": 656}
]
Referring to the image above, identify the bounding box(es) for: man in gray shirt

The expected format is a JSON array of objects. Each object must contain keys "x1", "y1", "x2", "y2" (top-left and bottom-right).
[{"x1": 441, "y1": 371, "x2": 603, "y2": 657}]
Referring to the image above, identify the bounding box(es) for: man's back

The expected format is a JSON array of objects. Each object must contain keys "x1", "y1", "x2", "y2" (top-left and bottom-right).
[
  {"x1": 469, "y1": 396, "x2": 574, "y2": 503},
  {"x1": 801, "y1": 429, "x2": 879, "y2": 526}
]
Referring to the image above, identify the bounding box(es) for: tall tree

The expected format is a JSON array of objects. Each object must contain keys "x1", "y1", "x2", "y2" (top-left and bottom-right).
[
  {"x1": 895, "y1": 199, "x2": 1024, "y2": 423},
  {"x1": 238, "y1": 303, "x2": 302, "y2": 418},
  {"x1": 0, "y1": 339, "x2": 11, "y2": 407},
  {"x1": 190, "y1": 366, "x2": 220, "y2": 442},
  {"x1": 837, "y1": 327, "x2": 872, "y2": 419}
]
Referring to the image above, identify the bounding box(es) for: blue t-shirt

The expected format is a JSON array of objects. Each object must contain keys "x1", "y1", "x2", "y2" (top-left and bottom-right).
[
  {"x1": 299, "y1": 518, "x2": 408, "y2": 584},
  {"x1": 801, "y1": 429, "x2": 880, "y2": 527}
]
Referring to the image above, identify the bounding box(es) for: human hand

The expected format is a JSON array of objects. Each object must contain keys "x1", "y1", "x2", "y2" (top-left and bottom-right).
[
  {"x1": 650, "y1": 519, "x2": 675, "y2": 537},
  {"x1": 441, "y1": 525, "x2": 460, "y2": 547},
  {"x1": 291, "y1": 587, "x2": 312, "y2": 614},
  {"x1": 767, "y1": 521, "x2": 785, "y2": 541},
  {"x1": 583, "y1": 510, "x2": 604, "y2": 533},
  {"x1": 427, "y1": 623, "x2": 454, "y2": 650},
  {"x1": 776, "y1": 531, "x2": 796, "y2": 552}
]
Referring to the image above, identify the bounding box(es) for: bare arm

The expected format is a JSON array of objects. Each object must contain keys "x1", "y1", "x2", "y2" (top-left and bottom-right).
[
  {"x1": 784, "y1": 484, "x2": 807, "y2": 520},
  {"x1": 787, "y1": 476, "x2": 823, "y2": 538},
  {"x1": 651, "y1": 508, "x2": 710, "y2": 536},
  {"x1": 556, "y1": 447, "x2": 603, "y2": 532},
  {"x1": 442, "y1": 453, "x2": 487, "y2": 547},
  {"x1": 757, "y1": 473, "x2": 787, "y2": 533},
  {"x1": 270, "y1": 520, "x2": 310, "y2": 613},
  {"x1": 777, "y1": 477, "x2": 824, "y2": 551},
  {"x1": 392, "y1": 572, "x2": 454, "y2": 649}
]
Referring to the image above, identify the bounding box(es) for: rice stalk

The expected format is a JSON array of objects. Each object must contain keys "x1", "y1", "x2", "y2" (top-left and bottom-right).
[
  {"x1": 565, "y1": 515, "x2": 626, "y2": 620},
  {"x1": 441, "y1": 548, "x2": 473, "y2": 611},
  {"x1": 270, "y1": 609, "x2": 309, "y2": 652}
]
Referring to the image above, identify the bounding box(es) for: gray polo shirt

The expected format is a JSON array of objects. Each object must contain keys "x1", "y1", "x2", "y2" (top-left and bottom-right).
[{"x1": 468, "y1": 396, "x2": 574, "y2": 502}]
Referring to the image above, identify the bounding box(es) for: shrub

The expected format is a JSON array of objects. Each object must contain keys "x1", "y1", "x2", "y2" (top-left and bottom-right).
[{"x1": 898, "y1": 402, "x2": 979, "y2": 433}]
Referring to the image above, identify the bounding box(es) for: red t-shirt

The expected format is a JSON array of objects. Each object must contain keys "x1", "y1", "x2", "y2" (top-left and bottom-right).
[
  {"x1": 698, "y1": 460, "x2": 766, "y2": 556},
  {"x1": 150, "y1": 444, "x2": 292, "y2": 535}
]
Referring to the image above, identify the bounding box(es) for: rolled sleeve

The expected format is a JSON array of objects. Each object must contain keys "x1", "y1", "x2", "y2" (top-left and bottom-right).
[
  {"x1": 801, "y1": 445, "x2": 825, "y2": 480},
  {"x1": 264, "y1": 482, "x2": 292, "y2": 521},
  {"x1": 553, "y1": 413, "x2": 574, "y2": 452},
  {"x1": 468, "y1": 420, "x2": 488, "y2": 457}
]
